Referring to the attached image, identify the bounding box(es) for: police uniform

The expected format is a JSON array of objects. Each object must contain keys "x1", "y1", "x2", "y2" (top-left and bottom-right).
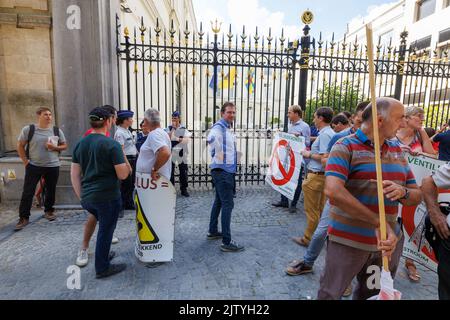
[
  {"x1": 165, "y1": 112, "x2": 191, "y2": 195},
  {"x1": 114, "y1": 110, "x2": 137, "y2": 210}
]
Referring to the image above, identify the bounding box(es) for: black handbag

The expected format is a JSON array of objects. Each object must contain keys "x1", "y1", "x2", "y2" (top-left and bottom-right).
[{"x1": 424, "y1": 201, "x2": 450, "y2": 261}]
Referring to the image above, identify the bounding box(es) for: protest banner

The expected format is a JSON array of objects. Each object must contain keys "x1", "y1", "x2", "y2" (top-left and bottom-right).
[
  {"x1": 401, "y1": 154, "x2": 449, "y2": 272},
  {"x1": 134, "y1": 173, "x2": 176, "y2": 263},
  {"x1": 265, "y1": 132, "x2": 305, "y2": 200}
]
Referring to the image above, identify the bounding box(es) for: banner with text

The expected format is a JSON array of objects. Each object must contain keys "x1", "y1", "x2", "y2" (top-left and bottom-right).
[
  {"x1": 401, "y1": 154, "x2": 449, "y2": 272},
  {"x1": 134, "y1": 173, "x2": 176, "y2": 263}
]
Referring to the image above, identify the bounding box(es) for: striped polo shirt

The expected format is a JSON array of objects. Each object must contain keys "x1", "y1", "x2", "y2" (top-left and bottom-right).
[{"x1": 325, "y1": 129, "x2": 417, "y2": 251}]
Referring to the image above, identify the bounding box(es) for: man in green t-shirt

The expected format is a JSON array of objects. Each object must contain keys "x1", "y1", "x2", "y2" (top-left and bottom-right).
[{"x1": 71, "y1": 107, "x2": 131, "y2": 279}]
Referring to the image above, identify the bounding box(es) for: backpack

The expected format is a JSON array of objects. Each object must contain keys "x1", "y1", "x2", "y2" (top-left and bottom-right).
[{"x1": 25, "y1": 124, "x2": 60, "y2": 159}]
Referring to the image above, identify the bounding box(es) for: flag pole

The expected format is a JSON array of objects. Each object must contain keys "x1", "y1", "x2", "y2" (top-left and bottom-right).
[{"x1": 365, "y1": 23, "x2": 389, "y2": 272}]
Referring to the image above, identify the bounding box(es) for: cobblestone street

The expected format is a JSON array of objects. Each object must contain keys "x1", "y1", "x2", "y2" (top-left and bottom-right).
[{"x1": 0, "y1": 186, "x2": 438, "y2": 300}]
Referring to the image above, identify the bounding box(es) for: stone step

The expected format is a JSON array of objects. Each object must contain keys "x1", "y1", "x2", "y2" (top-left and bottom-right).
[{"x1": 55, "y1": 185, "x2": 79, "y2": 205}]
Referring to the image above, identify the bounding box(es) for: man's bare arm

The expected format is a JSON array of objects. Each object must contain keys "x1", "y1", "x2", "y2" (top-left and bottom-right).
[
  {"x1": 17, "y1": 141, "x2": 29, "y2": 166},
  {"x1": 70, "y1": 163, "x2": 82, "y2": 200}
]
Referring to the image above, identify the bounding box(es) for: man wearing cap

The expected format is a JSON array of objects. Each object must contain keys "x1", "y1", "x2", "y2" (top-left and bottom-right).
[
  {"x1": 165, "y1": 111, "x2": 191, "y2": 197},
  {"x1": 114, "y1": 110, "x2": 138, "y2": 211},
  {"x1": 76, "y1": 105, "x2": 120, "y2": 268},
  {"x1": 71, "y1": 107, "x2": 131, "y2": 278}
]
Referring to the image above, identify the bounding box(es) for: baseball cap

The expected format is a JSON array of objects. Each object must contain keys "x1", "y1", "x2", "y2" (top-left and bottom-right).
[{"x1": 88, "y1": 107, "x2": 111, "y2": 121}]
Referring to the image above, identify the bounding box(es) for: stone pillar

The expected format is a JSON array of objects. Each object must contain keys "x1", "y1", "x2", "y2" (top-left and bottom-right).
[{"x1": 52, "y1": 0, "x2": 120, "y2": 154}]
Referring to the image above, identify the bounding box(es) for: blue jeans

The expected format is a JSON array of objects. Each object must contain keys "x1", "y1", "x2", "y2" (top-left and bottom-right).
[
  {"x1": 209, "y1": 170, "x2": 235, "y2": 245},
  {"x1": 303, "y1": 200, "x2": 330, "y2": 266},
  {"x1": 81, "y1": 198, "x2": 122, "y2": 274},
  {"x1": 281, "y1": 167, "x2": 303, "y2": 207}
]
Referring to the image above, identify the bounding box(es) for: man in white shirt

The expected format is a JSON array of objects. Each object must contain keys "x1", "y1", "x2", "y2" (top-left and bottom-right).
[{"x1": 136, "y1": 109, "x2": 172, "y2": 181}]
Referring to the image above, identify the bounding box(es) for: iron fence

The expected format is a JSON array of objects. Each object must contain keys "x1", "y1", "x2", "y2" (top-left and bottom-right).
[{"x1": 116, "y1": 16, "x2": 450, "y2": 186}]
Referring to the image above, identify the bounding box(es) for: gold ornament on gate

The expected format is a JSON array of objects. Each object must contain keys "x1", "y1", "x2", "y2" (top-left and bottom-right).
[
  {"x1": 301, "y1": 10, "x2": 314, "y2": 25},
  {"x1": 211, "y1": 19, "x2": 222, "y2": 34}
]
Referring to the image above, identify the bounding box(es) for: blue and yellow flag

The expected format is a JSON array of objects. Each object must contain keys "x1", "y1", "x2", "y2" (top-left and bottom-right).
[
  {"x1": 219, "y1": 67, "x2": 237, "y2": 90},
  {"x1": 245, "y1": 68, "x2": 255, "y2": 94},
  {"x1": 209, "y1": 67, "x2": 219, "y2": 91}
]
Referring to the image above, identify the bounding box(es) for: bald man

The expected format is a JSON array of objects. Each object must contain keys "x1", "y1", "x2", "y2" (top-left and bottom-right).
[{"x1": 318, "y1": 98, "x2": 422, "y2": 300}]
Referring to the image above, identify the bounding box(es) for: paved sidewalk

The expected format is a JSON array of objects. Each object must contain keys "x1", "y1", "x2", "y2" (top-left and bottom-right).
[{"x1": 0, "y1": 186, "x2": 438, "y2": 299}]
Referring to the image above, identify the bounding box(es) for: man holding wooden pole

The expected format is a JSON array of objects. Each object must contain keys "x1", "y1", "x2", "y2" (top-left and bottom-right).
[{"x1": 317, "y1": 97, "x2": 422, "y2": 299}]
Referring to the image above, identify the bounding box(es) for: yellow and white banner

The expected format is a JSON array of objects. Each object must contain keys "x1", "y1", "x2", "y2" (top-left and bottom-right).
[
  {"x1": 134, "y1": 173, "x2": 176, "y2": 263},
  {"x1": 265, "y1": 132, "x2": 305, "y2": 200},
  {"x1": 400, "y1": 154, "x2": 449, "y2": 272}
]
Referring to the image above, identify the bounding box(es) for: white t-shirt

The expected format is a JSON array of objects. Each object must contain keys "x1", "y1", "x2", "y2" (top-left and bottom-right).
[
  {"x1": 136, "y1": 127, "x2": 172, "y2": 179},
  {"x1": 114, "y1": 126, "x2": 138, "y2": 156}
]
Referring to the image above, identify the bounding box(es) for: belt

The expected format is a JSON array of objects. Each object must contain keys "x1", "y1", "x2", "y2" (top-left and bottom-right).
[{"x1": 309, "y1": 171, "x2": 325, "y2": 175}]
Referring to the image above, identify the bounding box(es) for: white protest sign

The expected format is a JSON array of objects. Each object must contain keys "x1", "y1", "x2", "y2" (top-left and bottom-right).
[
  {"x1": 401, "y1": 154, "x2": 449, "y2": 272},
  {"x1": 265, "y1": 132, "x2": 305, "y2": 200},
  {"x1": 134, "y1": 173, "x2": 176, "y2": 263}
]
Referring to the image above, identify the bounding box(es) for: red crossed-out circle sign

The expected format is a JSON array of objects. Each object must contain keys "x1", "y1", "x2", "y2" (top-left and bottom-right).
[{"x1": 269, "y1": 139, "x2": 295, "y2": 186}]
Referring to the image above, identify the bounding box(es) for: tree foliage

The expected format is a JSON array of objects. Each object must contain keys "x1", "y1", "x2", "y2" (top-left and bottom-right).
[{"x1": 304, "y1": 81, "x2": 366, "y2": 124}]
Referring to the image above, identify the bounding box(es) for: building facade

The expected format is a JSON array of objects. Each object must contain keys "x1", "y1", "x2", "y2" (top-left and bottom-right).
[
  {"x1": 0, "y1": 0, "x2": 198, "y2": 156},
  {"x1": 0, "y1": 0, "x2": 53, "y2": 155},
  {"x1": 344, "y1": 0, "x2": 450, "y2": 59}
]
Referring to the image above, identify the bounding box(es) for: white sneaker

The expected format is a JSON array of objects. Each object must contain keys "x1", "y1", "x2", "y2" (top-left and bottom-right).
[
  {"x1": 112, "y1": 236, "x2": 119, "y2": 244},
  {"x1": 76, "y1": 249, "x2": 88, "y2": 267}
]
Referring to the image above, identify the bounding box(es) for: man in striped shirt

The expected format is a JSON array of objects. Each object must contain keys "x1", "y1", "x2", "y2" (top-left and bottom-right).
[{"x1": 318, "y1": 97, "x2": 422, "y2": 300}]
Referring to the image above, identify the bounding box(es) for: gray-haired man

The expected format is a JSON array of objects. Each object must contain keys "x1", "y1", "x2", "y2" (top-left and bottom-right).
[{"x1": 136, "y1": 108, "x2": 172, "y2": 181}]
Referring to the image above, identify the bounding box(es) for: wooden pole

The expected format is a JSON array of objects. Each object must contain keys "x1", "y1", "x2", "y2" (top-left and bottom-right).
[{"x1": 365, "y1": 23, "x2": 389, "y2": 272}]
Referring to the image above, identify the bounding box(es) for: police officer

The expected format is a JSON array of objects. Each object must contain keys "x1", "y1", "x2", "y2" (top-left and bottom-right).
[
  {"x1": 114, "y1": 110, "x2": 138, "y2": 210},
  {"x1": 166, "y1": 111, "x2": 191, "y2": 197}
]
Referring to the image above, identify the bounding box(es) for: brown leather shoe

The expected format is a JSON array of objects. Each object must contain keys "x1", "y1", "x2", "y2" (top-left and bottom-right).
[
  {"x1": 342, "y1": 284, "x2": 353, "y2": 297},
  {"x1": 14, "y1": 217, "x2": 29, "y2": 231},
  {"x1": 286, "y1": 260, "x2": 313, "y2": 276},
  {"x1": 292, "y1": 236, "x2": 310, "y2": 247},
  {"x1": 44, "y1": 211, "x2": 57, "y2": 221}
]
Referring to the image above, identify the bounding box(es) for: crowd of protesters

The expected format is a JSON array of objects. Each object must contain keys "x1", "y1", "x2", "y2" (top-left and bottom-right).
[{"x1": 10, "y1": 98, "x2": 450, "y2": 298}]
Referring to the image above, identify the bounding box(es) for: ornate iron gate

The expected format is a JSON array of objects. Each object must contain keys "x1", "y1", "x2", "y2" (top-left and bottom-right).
[
  {"x1": 116, "y1": 16, "x2": 450, "y2": 186},
  {"x1": 116, "y1": 16, "x2": 298, "y2": 186}
]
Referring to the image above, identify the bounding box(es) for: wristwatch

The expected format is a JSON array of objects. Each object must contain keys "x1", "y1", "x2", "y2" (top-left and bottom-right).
[{"x1": 399, "y1": 188, "x2": 410, "y2": 200}]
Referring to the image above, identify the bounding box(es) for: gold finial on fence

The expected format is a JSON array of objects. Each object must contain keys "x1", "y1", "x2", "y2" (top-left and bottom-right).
[{"x1": 211, "y1": 19, "x2": 222, "y2": 34}]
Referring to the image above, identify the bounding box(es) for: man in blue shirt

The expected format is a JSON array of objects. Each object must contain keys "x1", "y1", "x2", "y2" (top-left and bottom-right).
[
  {"x1": 433, "y1": 121, "x2": 450, "y2": 161},
  {"x1": 207, "y1": 102, "x2": 243, "y2": 252},
  {"x1": 136, "y1": 120, "x2": 149, "y2": 152},
  {"x1": 292, "y1": 107, "x2": 335, "y2": 247},
  {"x1": 272, "y1": 105, "x2": 311, "y2": 213},
  {"x1": 286, "y1": 101, "x2": 368, "y2": 279}
]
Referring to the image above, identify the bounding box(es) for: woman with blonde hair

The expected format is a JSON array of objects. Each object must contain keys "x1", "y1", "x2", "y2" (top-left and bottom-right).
[
  {"x1": 396, "y1": 105, "x2": 437, "y2": 282},
  {"x1": 396, "y1": 106, "x2": 437, "y2": 157}
]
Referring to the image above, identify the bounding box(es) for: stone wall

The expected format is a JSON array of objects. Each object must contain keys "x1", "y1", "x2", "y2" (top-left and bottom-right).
[{"x1": 0, "y1": 0, "x2": 53, "y2": 153}]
